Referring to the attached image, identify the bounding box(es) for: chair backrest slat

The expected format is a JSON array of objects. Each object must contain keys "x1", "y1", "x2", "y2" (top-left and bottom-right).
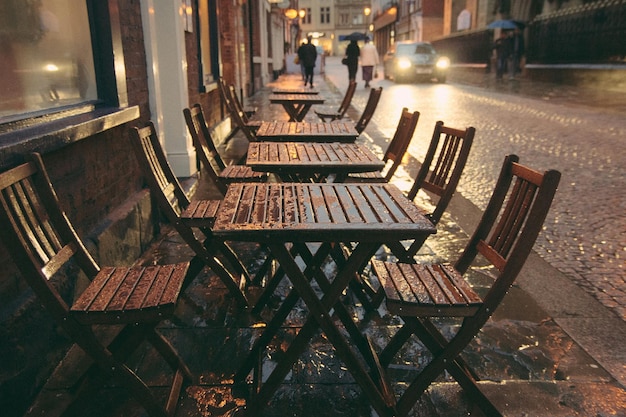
[
  {"x1": 130, "y1": 123, "x2": 191, "y2": 222},
  {"x1": 337, "y1": 81, "x2": 357, "y2": 117},
  {"x1": 183, "y1": 104, "x2": 229, "y2": 195},
  {"x1": 0, "y1": 154, "x2": 101, "y2": 318},
  {"x1": 407, "y1": 121, "x2": 475, "y2": 225},
  {"x1": 355, "y1": 87, "x2": 383, "y2": 134},
  {"x1": 381, "y1": 107, "x2": 420, "y2": 182}
]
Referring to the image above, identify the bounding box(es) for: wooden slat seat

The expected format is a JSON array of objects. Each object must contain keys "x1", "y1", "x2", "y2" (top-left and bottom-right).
[
  {"x1": 179, "y1": 200, "x2": 221, "y2": 227},
  {"x1": 344, "y1": 170, "x2": 384, "y2": 181},
  {"x1": 220, "y1": 164, "x2": 265, "y2": 180},
  {"x1": 374, "y1": 262, "x2": 482, "y2": 316},
  {"x1": 71, "y1": 263, "x2": 189, "y2": 324},
  {"x1": 0, "y1": 154, "x2": 195, "y2": 417}
]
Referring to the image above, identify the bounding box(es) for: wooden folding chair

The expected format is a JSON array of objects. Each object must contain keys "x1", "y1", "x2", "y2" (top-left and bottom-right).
[
  {"x1": 370, "y1": 154, "x2": 561, "y2": 417},
  {"x1": 0, "y1": 153, "x2": 195, "y2": 417},
  {"x1": 352, "y1": 120, "x2": 475, "y2": 310},
  {"x1": 314, "y1": 80, "x2": 357, "y2": 121},
  {"x1": 183, "y1": 103, "x2": 267, "y2": 196},
  {"x1": 227, "y1": 84, "x2": 262, "y2": 141},
  {"x1": 219, "y1": 77, "x2": 257, "y2": 118},
  {"x1": 217, "y1": 78, "x2": 261, "y2": 143},
  {"x1": 354, "y1": 86, "x2": 383, "y2": 134},
  {"x1": 387, "y1": 120, "x2": 475, "y2": 261},
  {"x1": 130, "y1": 121, "x2": 256, "y2": 308},
  {"x1": 346, "y1": 106, "x2": 419, "y2": 183}
]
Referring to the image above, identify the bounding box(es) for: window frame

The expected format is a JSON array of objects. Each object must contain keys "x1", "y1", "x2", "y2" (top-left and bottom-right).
[
  {"x1": 196, "y1": 0, "x2": 221, "y2": 92},
  {"x1": 0, "y1": 0, "x2": 139, "y2": 171}
]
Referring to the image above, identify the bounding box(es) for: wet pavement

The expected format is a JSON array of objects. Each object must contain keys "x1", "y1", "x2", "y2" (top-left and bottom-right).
[{"x1": 27, "y1": 60, "x2": 626, "y2": 416}]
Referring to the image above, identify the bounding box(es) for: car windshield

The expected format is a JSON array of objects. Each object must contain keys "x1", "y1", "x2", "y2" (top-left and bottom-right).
[{"x1": 396, "y1": 43, "x2": 435, "y2": 56}]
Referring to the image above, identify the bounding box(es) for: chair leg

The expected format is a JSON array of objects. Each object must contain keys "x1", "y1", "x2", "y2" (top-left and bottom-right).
[
  {"x1": 206, "y1": 238, "x2": 253, "y2": 286},
  {"x1": 392, "y1": 317, "x2": 502, "y2": 417},
  {"x1": 70, "y1": 325, "x2": 174, "y2": 417},
  {"x1": 194, "y1": 245, "x2": 251, "y2": 308}
]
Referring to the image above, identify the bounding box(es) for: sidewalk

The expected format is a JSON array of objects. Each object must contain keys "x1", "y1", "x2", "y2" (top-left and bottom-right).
[{"x1": 26, "y1": 69, "x2": 626, "y2": 417}]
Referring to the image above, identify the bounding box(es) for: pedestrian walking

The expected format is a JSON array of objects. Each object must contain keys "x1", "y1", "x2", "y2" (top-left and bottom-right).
[
  {"x1": 297, "y1": 35, "x2": 318, "y2": 88},
  {"x1": 345, "y1": 39, "x2": 360, "y2": 82},
  {"x1": 360, "y1": 36, "x2": 379, "y2": 88},
  {"x1": 509, "y1": 28, "x2": 525, "y2": 79},
  {"x1": 296, "y1": 41, "x2": 306, "y2": 81},
  {"x1": 493, "y1": 31, "x2": 511, "y2": 80}
]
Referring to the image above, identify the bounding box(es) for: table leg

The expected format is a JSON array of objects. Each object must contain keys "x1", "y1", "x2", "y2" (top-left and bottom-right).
[
  {"x1": 294, "y1": 104, "x2": 313, "y2": 122},
  {"x1": 235, "y1": 242, "x2": 335, "y2": 382},
  {"x1": 281, "y1": 104, "x2": 300, "y2": 122},
  {"x1": 248, "y1": 241, "x2": 392, "y2": 416}
]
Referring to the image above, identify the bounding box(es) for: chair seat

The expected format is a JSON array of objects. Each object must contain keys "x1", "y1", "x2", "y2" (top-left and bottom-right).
[
  {"x1": 243, "y1": 106, "x2": 257, "y2": 118},
  {"x1": 246, "y1": 120, "x2": 263, "y2": 130},
  {"x1": 372, "y1": 260, "x2": 482, "y2": 317},
  {"x1": 314, "y1": 108, "x2": 342, "y2": 122},
  {"x1": 220, "y1": 165, "x2": 267, "y2": 181},
  {"x1": 345, "y1": 171, "x2": 385, "y2": 182},
  {"x1": 180, "y1": 200, "x2": 221, "y2": 227},
  {"x1": 71, "y1": 263, "x2": 190, "y2": 324}
]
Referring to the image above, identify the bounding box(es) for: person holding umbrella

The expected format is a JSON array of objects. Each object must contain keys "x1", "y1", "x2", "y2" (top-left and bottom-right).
[
  {"x1": 493, "y1": 31, "x2": 511, "y2": 80},
  {"x1": 345, "y1": 39, "x2": 360, "y2": 82},
  {"x1": 509, "y1": 27, "x2": 525, "y2": 79}
]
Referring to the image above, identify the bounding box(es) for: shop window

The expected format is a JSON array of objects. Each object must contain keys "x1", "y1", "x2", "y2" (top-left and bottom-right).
[
  {"x1": 0, "y1": 0, "x2": 97, "y2": 125},
  {"x1": 198, "y1": 0, "x2": 220, "y2": 89}
]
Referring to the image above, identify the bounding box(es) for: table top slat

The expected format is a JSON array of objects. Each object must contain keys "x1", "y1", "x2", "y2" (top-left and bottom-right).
[
  {"x1": 251, "y1": 182, "x2": 269, "y2": 224},
  {"x1": 309, "y1": 185, "x2": 331, "y2": 224},
  {"x1": 322, "y1": 186, "x2": 347, "y2": 223},
  {"x1": 344, "y1": 185, "x2": 381, "y2": 224},
  {"x1": 370, "y1": 185, "x2": 416, "y2": 224},
  {"x1": 334, "y1": 186, "x2": 363, "y2": 223},
  {"x1": 234, "y1": 184, "x2": 256, "y2": 224},
  {"x1": 297, "y1": 185, "x2": 315, "y2": 224}
]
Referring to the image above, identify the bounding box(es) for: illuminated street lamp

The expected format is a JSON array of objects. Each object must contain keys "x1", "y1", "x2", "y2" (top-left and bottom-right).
[{"x1": 364, "y1": 6, "x2": 372, "y2": 37}]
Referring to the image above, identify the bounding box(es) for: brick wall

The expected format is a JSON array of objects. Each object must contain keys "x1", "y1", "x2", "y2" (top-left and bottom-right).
[{"x1": 0, "y1": 1, "x2": 152, "y2": 414}]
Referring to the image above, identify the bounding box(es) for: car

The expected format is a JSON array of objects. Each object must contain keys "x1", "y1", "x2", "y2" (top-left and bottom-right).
[{"x1": 383, "y1": 41, "x2": 449, "y2": 83}]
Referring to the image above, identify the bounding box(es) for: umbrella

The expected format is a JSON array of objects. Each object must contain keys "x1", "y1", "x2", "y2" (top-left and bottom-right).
[
  {"x1": 341, "y1": 32, "x2": 367, "y2": 41},
  {"x1": 511, "y1": 19, "x2": 526, "y2": 29},
  {"x1": 487, "y1": 19, "x2": 518, "y2": 30}
]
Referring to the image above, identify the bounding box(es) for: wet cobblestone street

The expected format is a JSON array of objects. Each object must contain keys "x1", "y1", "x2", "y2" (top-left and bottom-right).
[{"x1": 322, "y1": 57, "x2": 626, "y2": 322}]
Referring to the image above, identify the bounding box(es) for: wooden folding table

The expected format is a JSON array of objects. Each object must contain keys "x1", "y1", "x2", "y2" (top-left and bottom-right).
[
  {"x1": 254, "y1": 121, "x2": 359, "y2": 143},
  {"x1": 246, "y1": 141, "x2": 384, "y2": 182},
  {"x1": 268, "y1": 93, "x2": 325, "y2": 121},
  {"x1": 211, "y1": 183, "x2": 436, "y2": 417}
]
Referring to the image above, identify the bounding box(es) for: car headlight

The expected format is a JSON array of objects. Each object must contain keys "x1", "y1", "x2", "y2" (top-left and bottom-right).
[
  {"x1": 397, "y1": 58, "x2": 412, "y2": 70},
  {"x1": 436, "y1": 57, "x2": 450, "y2": 70}
]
